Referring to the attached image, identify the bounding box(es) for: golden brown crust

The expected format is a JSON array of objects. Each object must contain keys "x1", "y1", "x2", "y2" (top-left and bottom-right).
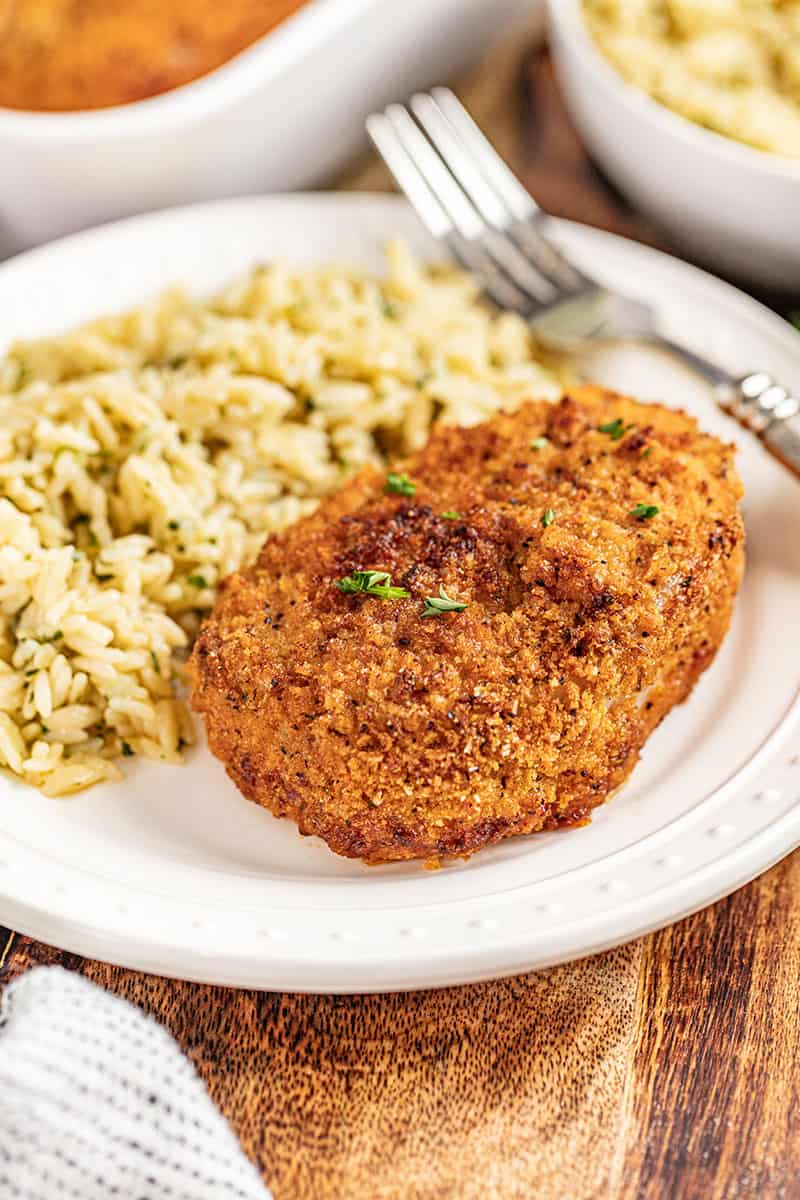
[
  {"x1": 0, "y1": 0, "x2": 307, "y2": 112},
  {"x1": 189, "y1": 386, "x2": 745, "y2": 865}
]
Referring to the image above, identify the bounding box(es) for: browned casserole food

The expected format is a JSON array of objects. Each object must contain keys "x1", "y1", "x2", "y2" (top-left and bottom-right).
[
  {"x1": 189, "y1": 387, "x2": 745, "y2": 866},
  {"x1": 0, "y1": 0, "x2": 308, "y2": 111}
]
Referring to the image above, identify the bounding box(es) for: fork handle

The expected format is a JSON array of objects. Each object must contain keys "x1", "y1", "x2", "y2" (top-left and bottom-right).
[
  {"x1": 647, "y1": 338, "x2": 800, "y2": 481},
  {"x1": 715, "y1": 372, "x2": 800, "y2": 480}
]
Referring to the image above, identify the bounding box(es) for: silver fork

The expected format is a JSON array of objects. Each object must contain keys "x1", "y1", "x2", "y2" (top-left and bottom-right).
[{"x1": 367, "y1": 87, "x2": 800, "y2": 480}]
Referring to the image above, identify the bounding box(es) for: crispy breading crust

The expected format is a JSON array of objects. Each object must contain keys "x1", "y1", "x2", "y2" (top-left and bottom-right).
[{"x1": 189, "y1": 386, "x2": 744, "y2": 865}]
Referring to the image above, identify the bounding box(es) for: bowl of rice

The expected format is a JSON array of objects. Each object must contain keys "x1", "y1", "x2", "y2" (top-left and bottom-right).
[
  {"x1": 0, "y1": 220, "x2": 560, "y2": 798},
  {"x1": 547, "y1": 0, "x2": 800, "y2": 290}
]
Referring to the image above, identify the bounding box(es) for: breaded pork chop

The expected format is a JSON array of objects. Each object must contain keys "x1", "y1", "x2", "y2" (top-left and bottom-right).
[{"x1": 189, "y1": 386, "x2": 744, "y2": 865}]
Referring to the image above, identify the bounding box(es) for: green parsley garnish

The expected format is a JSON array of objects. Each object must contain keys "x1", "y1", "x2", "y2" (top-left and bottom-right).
[
  {"x1": 167, "y1": 520, "x2": 180, "y2": 531},
  {"x1": 150, "y1": 650, "x2": 161, "y2": 675},
  {"x1": 421, "y1": 587, "x2": 468, "y2": 618},
  {"x1": 789, "y1": 310, "x2": 800, "y2": 331},
  {"x1": 641, "y1": 447, "x2": 653, "y2": 459},
  {"x1": 386, "y1": 472, "x2": 417, "y2": 497},
  {"x1": 336, "y1": 570, "x2": 410, "y2": 600},
  {"x1": 12, "y1": 360, "x2": 31, "y2": 391},
  {"x1": 35, "y1": 630, "x2": 63, "y2": 644},
  {"x1": 440, "y1": 510, "x2": 461, "y2": 520},
  {"x1": 381, "y1": 298, "x2": 399, "y2": 320},
  {"x1": 598, "y1": 418, "x2": 635, "y2": 441},
  {"x1": 530, "y1": 436, "x2": 549, "y2": 451},
  {"x1": 187, "y1": 574, "x2": 208, "y2": 588},
  {"x1": 121, "y1": 741, "x2": 135, "y2": 757},
  {"x1": 542, "y1": 508, "x2": 556, "y2": 528},
  {"x1": 630, "y1": 503, "x2": 660, "y2": 521}
]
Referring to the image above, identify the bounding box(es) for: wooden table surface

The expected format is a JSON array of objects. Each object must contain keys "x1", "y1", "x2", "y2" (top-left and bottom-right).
[{"x1": 2, "y1": 34, "x2": 799, "y2": 1200}]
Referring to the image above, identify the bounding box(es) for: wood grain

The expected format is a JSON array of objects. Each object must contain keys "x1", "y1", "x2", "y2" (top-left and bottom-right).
[
  {"x1": 0, "y1": 925, "x2": 14, "y2": 973},
  {"x1": 3, "y1": 938, "x2": 642, "y2": 1200},
  {"x1": 2, "y1": 27, "x2": 800, "y2": 1200},
  {"x1": 621, "y1": 850, "x2": 800, "y2": 1200}
]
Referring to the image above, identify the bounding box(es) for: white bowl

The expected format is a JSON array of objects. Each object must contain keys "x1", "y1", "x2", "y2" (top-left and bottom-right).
[
  {"x1": 0, "y1": 0, "x2": 536, "y2": 257},
  {"x1": 546, "y1": 0, "x2": 800, "y2": 291}
]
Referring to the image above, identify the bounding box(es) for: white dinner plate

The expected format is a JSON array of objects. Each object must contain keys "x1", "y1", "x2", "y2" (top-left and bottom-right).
[{"x1": 0, "y1": 194, "x2": 798, "y2": 992}]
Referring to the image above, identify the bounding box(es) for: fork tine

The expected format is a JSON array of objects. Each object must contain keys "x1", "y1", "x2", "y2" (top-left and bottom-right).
[
  {"x1": 431, "y1": 86, "x2": 541, "y2": 222},
  {"x1": 430, "y1": 87, "x2": 588, "y2": 290},
  {"x1": 383, "y1": 104, "x2": 484, "y2": 242},
  {"x1": 367, "y1": 112, "x2": 533, "y2": 313},
  {"x1": 408, "y1": 94, "x2": 561, "y2": 304},
  {"x1": 366, "y1": 113, "x2": 452, "y2": 242},
  {"x1": 384, "y1": 104, "x2": 561, "y2": 308},
  {"x1": 381, "y1": 105, "x2": 555, "y2": 312},
  {"x1": 409, "y1": 94, "x2": 510, "y2": 231}
]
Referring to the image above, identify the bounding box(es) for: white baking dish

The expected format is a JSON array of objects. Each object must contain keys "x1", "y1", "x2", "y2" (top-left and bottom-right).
[{"x1": 0, "y1": 0, "x2": 538, "y2": 257}]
